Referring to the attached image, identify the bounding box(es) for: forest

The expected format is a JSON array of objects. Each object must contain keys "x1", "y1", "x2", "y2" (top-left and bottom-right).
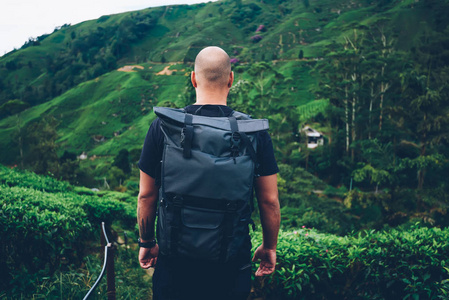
[{"x1": 1, "y1": 0, "x2": 449, "y2": 298}]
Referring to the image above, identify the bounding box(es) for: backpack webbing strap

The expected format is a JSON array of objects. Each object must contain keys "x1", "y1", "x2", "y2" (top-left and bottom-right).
[
  {"x1": 166, "y1": 194, "x2": 245, "y2": 211},
  {"x1": 182, "y1": 114, "x2": 194, "y2": 159},
  {"x1": 228, "y1": 115, "x2": 239, "y2": 132},
  {"x1": 228, "y1": 116, "x2": 257, "y2": 164},
  {"x1": 228, "y1": 116, "x2": 240, "y2": 163},
  {"x1": 239, "y1": 131, "x2": 257, "y2": 164},
  {"x1": 220, "y1": 201, "x2": 238, "y2": 262},
  {"x1": 170, "y1": 195, "x2": 183, "y2": 257}
]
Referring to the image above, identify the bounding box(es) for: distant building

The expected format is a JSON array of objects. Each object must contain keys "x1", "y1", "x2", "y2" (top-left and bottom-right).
[
  {"x1": 302, "y1": 126, "x2": 324, "y2": 149},
  {"x1": 78, "y1": 152, "x2": 88, "y2": 160}
]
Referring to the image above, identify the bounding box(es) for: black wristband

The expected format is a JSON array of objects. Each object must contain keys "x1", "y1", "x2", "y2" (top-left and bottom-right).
[{"x1": 138, "y1": 238, "x2": 157, "y2": 248}]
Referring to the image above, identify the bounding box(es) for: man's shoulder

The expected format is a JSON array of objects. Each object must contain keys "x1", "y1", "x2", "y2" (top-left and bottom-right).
[{"x1": 149, "y1": 117, "x2": 162, "y2": 130}]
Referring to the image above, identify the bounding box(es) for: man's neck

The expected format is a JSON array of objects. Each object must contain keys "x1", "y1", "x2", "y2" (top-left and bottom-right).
[{"x1": 194, "y1": 89, "x2": 228, "y2": 106}]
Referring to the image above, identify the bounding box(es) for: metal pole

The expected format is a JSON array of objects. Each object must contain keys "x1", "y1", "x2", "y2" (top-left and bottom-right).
[
  {"x1": 83, "y1": 222, "x2": 115, "y2": 300},
  {"x1": 83, "y1": 245, "x2": 108, "y2": 300},
  {"x1": 106, "y1": 243, "x2": 116, "y2": 300},
  {"x1": 101, "y1": 222, "x2": 106, "y2": 247}
]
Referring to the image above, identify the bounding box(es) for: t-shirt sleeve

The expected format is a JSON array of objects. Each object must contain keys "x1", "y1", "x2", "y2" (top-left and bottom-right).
[
  {"x1": 256, "y1": 130, "x2": 279, "y2": 176},
  {"x1": 138, "y1": 118, "x2": 164, "y2": 179}
]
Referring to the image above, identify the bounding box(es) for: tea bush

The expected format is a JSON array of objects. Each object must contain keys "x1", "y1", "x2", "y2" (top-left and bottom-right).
[
  {"x1": 0, "y1": 185, "x2": 92, "y2": 291},
  {"x1": 251, "y1": 225, "x2": 449, "y2": 299},
  {"x1": 0, "y1": 167, "x2": 137, "y2": 293},
  {"x1": 0, "y1": 165, "x2": 70, "y2": 193}
]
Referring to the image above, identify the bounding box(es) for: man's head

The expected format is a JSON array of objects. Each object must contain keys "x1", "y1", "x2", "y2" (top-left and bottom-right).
[{"x1": 192, "y1": 46, "x2": 233, "y2": 89}]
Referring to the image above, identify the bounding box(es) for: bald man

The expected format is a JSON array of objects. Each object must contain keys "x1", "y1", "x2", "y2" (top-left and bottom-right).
[{"x1": 137, "y1": 46, "x2": 280, "y2": 300}]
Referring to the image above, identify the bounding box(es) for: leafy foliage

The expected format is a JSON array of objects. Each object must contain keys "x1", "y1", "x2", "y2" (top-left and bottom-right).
[
  {"x1": 252, "y1": 225, "x2": 449, "y2": 299},
  {"x1": 297, "y1": 99, "x2": 329, "y2": 122},
  {"x1": 0, "y1": 166, "x2": 136, "y2": 293},
  {"x1": 5, "y1": 246, "x2": 152, "y2": 300},
  {"x1": 0, "y1": 165, "x2": 70, "y2": 192}
]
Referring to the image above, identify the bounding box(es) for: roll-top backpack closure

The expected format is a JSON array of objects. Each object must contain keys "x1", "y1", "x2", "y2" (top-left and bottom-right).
[{"x1": 154, "y1": 106, "x2": 269, "y2": 133}]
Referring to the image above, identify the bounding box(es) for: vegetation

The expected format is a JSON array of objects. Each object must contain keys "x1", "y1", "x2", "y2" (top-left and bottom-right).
[
  {"x1": 1, "y1": 0, "x2": 449, "y2": 298},
  {"x1": 0, "y1": 165, "x2": 139, "y2": 297},
  {"x1": 251, "y1": 225, "x2": 449, "y2": 299},
  {"x1": 2, "y1": 166, "x2": 449, "y2": 299}
]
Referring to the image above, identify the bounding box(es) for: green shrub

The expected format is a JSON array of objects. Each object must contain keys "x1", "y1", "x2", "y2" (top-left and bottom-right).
[
  {"x1": 0, "y1": 165, "x2": 70, "y2": 193},
  {"x1": 2, "y1": 241, "x2": 151, "y2": 299},
  {"x1": 251, "y1": 225, "x2": 449, "y2": 299},
  {"x1": 0, "y1": 168, "x2": 136, "y2": 293},
  {"x1": 0, "y1": 185, "x2": 92, "y2": 291},
  {"x1": 82, "y1": 195, "x2": 136, "y2": 227}
]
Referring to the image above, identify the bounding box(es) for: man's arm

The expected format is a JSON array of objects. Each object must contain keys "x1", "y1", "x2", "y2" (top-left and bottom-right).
[
  {"x1": 252, "y1": 174, "x2": 280, "y2": 276},
  {"x1": 137, "y1": 170, "x2": 159, "y2": 268}
]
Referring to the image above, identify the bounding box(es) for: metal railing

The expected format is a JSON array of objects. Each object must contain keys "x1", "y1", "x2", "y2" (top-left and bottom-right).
[{"x1": 83, "y1": 222, "x2": 116, "y2": 300}]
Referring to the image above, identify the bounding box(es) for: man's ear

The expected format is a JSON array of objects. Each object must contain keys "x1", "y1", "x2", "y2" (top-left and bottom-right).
[
  {"x1": 228, "y1": 71, "x2": 234, "y2": 88},
  {"x1": 191, "y1": 71, "x2": 198, "y2": 88}
]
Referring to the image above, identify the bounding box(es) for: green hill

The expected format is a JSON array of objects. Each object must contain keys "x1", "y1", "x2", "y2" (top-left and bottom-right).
[
  {"x1": 1, "y1": 0, "x2": 448, "y2": 232},
  {"x1": 2, "y1": 0, "x2": 446, "y2": 163}
]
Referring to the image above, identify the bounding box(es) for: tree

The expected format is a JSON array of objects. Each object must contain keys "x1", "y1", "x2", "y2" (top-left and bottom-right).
[
  {"x1": 389, "y1": 28, "x2": 449, "y2": 191},
  {"x1": 107, "y1": 166, "x2": 126, "y2": 188},
  {"x1": 59, "y1": 151, "x2": 80, "y2": 184},
  {"x1": 238, "y1": 62, "x2": 300, "y2": 164},
  {"x1": 352, "y1": 139, "x2": 395, "y2": 191},
  {"x1": 0, "y1": 100, "x2": 29, "y2": 118},
  {"x1": 313, "y1": 29, "x2": 367, "y2": 159},
  {"x1": 24, "y1": 116, "x2": 60, "y2": 175},
  {"x1": 176, "y1": 72, "x2": 196, "y2": 108},
  {"x1": 113, "y1": 149, "x2": 131, "y2": 174}
]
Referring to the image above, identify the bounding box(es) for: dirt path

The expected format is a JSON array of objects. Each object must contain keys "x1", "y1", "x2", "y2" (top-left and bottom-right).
[
  {"x1": 117, "y1": 65, "x2": 145, "y2": 72},
  {"x1": 156, "y1": 64, "x2": 186, "y2": 76}
]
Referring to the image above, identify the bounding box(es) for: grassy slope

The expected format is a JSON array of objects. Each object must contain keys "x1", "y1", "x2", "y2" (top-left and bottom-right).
[{"x1": 0, "y1": 0, "x2": 444, "y2": 165}]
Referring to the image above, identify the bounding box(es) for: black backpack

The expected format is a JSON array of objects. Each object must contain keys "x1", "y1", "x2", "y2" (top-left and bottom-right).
[{"x1": 154, "y1": 106, "x2": 269, "y2": 262}]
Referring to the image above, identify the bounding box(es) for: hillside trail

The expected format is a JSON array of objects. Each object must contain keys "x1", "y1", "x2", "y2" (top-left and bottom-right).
[
  {"x1": 116, "y1": 58, "x2": 316, "y2": 74},
  {"x1": 156, "y1": 65, "x2": 186, "y2": 75},
  {"x1": 117, "y1": 62, "x2": 186, "y2": 75},
  {"x1": 117, "y1": 65, "x2": 144, "y2": 72}
]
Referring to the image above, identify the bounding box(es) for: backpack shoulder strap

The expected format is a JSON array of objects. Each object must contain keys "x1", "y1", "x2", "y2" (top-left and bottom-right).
[{"x1": 228, "y1": 115, "x2": 257, "y2": 164}]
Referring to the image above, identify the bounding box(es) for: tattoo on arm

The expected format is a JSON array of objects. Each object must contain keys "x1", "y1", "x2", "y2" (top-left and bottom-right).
[
  {"x1": 140, "y1": 216, "x2": 153, "y2": 241},
  {"x1": 138, "y1": 207, "x2": 153, "y2": 241}
]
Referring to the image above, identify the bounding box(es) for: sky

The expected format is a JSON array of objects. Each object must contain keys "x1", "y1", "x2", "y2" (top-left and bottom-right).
[{"x1": 0, "y1": 0, "x2": 217, "y2": 56}]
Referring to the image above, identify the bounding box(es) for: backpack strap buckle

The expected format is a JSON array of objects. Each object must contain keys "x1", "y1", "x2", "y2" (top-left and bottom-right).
[
  {"x1": 172, "y1": 195, "x2": 184, "y2": 207},
  {"x1": 231, "y1": 132, "x2": 241, "y2": 146},
  {"x1": 226, "y1": 201, "x2": 238, "y2": 212},
  {"x1": 180, "y1": 128, "x2": 186, "y2": 144}
]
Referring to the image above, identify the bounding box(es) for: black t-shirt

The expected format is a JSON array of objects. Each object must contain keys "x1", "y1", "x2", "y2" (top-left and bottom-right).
[{"x1": 138, "y1": 104, "x2": 279, "y2": 178}]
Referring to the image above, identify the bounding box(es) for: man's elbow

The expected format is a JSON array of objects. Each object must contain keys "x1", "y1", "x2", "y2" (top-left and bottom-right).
[
  {"x1": 138, "y1": 190, "x2": 158, "y2": 203},
  {"x1": 259, "y1": 194, "x2": 280, "y2": 210}
]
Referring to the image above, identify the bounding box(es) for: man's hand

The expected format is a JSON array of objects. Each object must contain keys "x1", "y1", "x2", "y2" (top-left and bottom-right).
[
  {"x1": 252, "y1": 244, "x2": 276, "y2": 276},
  {"x1": 253, "y1": 174, "x2": 279, "y2": 277},
  {"x1": 139, "y1": 244, "x2": 159, "y2": 269}
]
